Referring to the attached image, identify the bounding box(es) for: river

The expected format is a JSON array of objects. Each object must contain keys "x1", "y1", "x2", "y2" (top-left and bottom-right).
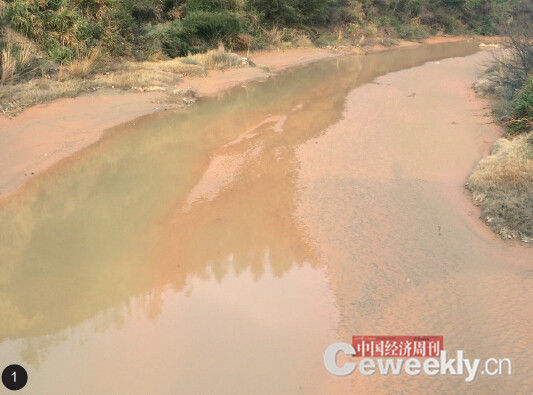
[{"x1": 0, "y1": 41, "x2": 531, "y2": 393}]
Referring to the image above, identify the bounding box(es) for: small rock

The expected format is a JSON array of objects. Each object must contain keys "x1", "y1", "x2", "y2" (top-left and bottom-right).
[{"x1": 241, "y1": 57, "x2": 256, "y2": 67}]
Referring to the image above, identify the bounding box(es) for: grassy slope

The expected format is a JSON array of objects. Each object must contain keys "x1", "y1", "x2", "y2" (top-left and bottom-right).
[{"x1": 0, "y1": 0, "x2": 519, "y2": 70}]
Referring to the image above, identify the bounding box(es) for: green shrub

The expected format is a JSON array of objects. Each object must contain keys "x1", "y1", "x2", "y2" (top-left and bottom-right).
[
  {"x1": 314, "y1": 32, "x2": 336, "y2": 47},
  {"x1": 396, "y1": 23, "x2": 431, "y2": 41},
  {"x1": 154, "y1": 11, "x2": 243, "y2": 57},
  {"x1": 186, "y1": 0, "x2": 239, "y2": 12},
  {"x1": 154, "y1": 21, "x2": 191, "y2": 57},
  {"x1": 464, "y1": 0, "x2": 507, "y2": 35},
  {"x1": 246, "y1": 0, "x2": 300, "y2": 26},
  {"x1": 2, "y1": 0, "x2": 170, "y2": 61},
  {"x1": 508, "y1": 75, "x2": 533, "y2": 135},
  {"x1": 246, "y1": 0, "x2": 334, "y2": 27},
  {"x1": 180, "y1": 11, "x2": 242, "y2": 52}
]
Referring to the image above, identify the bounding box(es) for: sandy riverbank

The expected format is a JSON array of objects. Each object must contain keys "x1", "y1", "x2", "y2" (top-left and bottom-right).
[
  {"x1": 295, "y1": 49, "x2": 531, "y2": 392},
  {"x1": 0, "y1": 37, "x2": 489, "y2": 199}
]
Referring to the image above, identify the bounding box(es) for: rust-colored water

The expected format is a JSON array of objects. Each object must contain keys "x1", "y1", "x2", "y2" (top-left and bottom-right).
[{"x1": 0, "y1": 42, "x2": 530, "y2": 393}]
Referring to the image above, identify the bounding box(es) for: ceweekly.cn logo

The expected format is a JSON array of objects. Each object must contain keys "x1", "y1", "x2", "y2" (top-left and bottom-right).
[{"x1": 324, "y1": 335, "x2": 511, "y2": 383}]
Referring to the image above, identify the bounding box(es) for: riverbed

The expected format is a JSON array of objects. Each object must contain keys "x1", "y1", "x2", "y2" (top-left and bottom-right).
[{"x1": 0, "y1": 41, "x2": 530, "y2": 393}]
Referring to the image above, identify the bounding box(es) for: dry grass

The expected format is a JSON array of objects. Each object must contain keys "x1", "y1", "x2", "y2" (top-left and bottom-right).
[
  {"x1": 0, "y1": 78, "x2": 88, "y2": 114},
  {"x1": 93, "y1": 58, "x2": 206, "y2": 91},
  {"x1": 1, "y1": 46, "x2": 17, "y2": 83},
  {"x1": 139, "y1": 58, "x2": 207, "y2": 77},
  {"x1": 1, "y1": 26, "x2": 43, "y2": 84},
  {"x1": 0, "y1": 56, "x2": 209, "y2": 114},
  {"x1": 16, "y1": 43, "x2": 32, "y2": 68},
  {"x1": 0, "y1": 43, "x2": 36, "y2": 83},
  {"x1": 2, "y1": 26, "x2": 40, "y2": 53},
  {"x1": 467, "y1": 133, "x2": 533, "y2": 243},
  {"x1": 187, "y1": 45, "x2": 243, "y2": 70},
  {"x1": 93, "y1": 68, "x2": 182, "y2": 91},
  {"x1": 58, "y1": 49, "x2": 101, "y2": 80},
  {"x1": 262, "y1": 28, "x2": 285, "y2": 49},
  {"x1": 0, "y1": 44, "x2": 253, "y2": 114},
  {"x1": 255, "y1": 28, "x2": 313, "y2": 50}
]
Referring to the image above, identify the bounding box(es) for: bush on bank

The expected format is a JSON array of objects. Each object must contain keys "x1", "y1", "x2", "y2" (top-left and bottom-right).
[
  {"x1": 508, "y1": 75, "x2": 533, "y2": 135},
  {"x1": 468, "y1": 1, "x2": 532, "y2": 243},
  {"x1": 0, "y1": 0, "x2": 525, "y2": 75}
]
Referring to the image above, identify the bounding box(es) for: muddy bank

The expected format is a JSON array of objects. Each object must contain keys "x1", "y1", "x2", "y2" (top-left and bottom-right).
[
  {"x1": 0, "y1": 38, "x2": 478, "y2": 200},
  {"x1": 296, "y1": 49, "x2": 532, "y2": 393}
]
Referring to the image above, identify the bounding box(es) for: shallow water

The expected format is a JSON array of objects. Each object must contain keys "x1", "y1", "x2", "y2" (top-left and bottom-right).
[{"x1": 0, "y1": 42, "x2": 530, "y2": 393}]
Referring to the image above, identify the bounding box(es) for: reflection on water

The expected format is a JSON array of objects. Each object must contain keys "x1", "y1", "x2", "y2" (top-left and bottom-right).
[
  {"x1": 0, "y1": 42, "x2": 479, "y2": 392},
  {"x1": 3, "y1": 263, "x2": 341, "y2": 394}
]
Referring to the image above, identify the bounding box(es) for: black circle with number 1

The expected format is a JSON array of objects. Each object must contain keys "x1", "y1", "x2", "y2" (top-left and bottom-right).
[{"x1": 2, "y1": 365, "x2": 28, "y2": 391}]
